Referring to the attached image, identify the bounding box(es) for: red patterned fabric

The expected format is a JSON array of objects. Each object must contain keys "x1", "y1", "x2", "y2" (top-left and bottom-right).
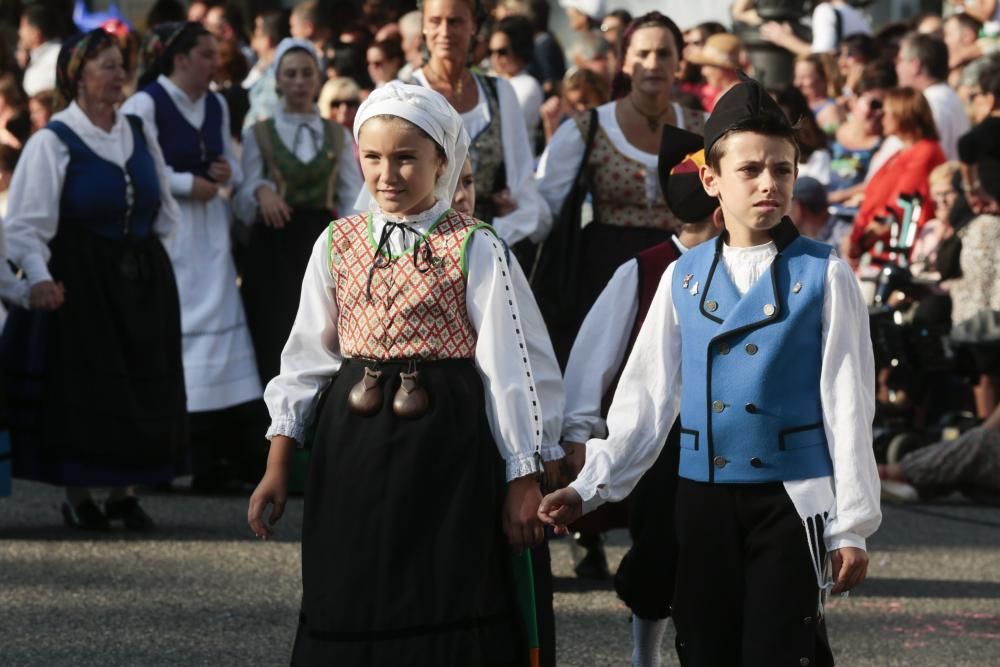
[
  {"x1": 575, "y1": 107, "x2": 706, "y2": 232},
  {"x1": 329, "y1": 210, "x2": 483, "y2": 360}
]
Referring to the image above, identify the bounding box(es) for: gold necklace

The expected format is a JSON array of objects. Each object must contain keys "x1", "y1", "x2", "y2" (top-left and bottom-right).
[
  {"x1": 426, "y1": 61, "x2": 464, "y2": 98},
  {"x1": 628, "y1": 95, "x2": 673, "y2": 132}
]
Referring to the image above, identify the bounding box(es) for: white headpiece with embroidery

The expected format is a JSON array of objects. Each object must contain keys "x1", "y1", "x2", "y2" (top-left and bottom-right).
[{"x1": 352, "y1": 81, "x2": 470, "y2": 213}]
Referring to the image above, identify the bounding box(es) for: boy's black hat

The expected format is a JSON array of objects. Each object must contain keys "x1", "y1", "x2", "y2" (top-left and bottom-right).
[
  {"x1": 658, "y1": 124, "x2": 717, "y2": 224},
  {"x1": 703, "y1": 71, "x2": 792, "y2": 155}
]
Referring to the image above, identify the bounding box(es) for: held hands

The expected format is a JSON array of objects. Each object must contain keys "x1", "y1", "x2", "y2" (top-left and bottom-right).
[
  {"x1": 831, "y1": 546, "x2": 869, "y2": 594},
  {"x1": 207, "y1": 157, "x2": 232, "y2": 185},
  {"x1": 537, "y1": 486, "x2": 583, "y2": 536},
  {"x1": 503, "y1": 475, "x2": 545, "y2": 550},
  {"x1": 191, "y1": 176, "x2": 220, "y2": 202},
  {"x1": 256, "y1": 185, "x2": 293, "y2": 229},
  {"x1": 30, "y1": 281, "x2": 66, "y2": 310}
]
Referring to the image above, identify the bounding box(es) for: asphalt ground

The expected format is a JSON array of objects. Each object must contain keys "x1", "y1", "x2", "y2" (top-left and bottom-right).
[{"x1": 2, "y1": 480, "x2": 999, "y2": 666}]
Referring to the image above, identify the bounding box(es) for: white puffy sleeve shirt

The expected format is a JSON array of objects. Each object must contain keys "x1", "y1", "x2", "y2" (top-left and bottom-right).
[
  {"x1": 264, "y1": 199, "x2": 564, "y2": 480},
  {"x1": 3, "y1": 102, "x2": 181, "y2": 286},
  {"x1": 412, "y1": 70, "x2": 552, "y2": 246},
  {"x1": 568, "y1": 241, "x2": 882, "y2": 552},
  {"x1": 233, "y1": 108, "x2": 364, "y2": 224},
  {"x1": 562, "y1": 236, "x2": 687, "y2": 443}
]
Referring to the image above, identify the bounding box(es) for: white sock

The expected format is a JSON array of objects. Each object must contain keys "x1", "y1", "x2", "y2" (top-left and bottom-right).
[{"x1": 631, "y1": 614, "x2": 666, "y2": 667}]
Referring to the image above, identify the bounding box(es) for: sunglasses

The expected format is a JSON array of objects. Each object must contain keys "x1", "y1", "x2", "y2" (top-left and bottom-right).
[
  {"x1": 330, "y1": 99, "x2": 360, "y2": 109},
  {"x1": 489, "y1": 47, "x2": 511, "y2": 57}
]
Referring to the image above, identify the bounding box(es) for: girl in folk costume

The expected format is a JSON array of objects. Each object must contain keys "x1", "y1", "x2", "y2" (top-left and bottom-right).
[
  {"x1": 123, "y1": 23, "x2": 262, "y2": 490},
  {"x1": 247, "y1": 81, "x2": 563, "y2": 666},
  {"x1": 1, "y1": 30, "x2": 186, "y2": 526},
  {"x1": 233, "y1": 38, "x2": 363, "y2": 387}
]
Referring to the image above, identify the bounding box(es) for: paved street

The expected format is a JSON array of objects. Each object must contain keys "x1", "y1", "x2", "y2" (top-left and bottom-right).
[{"x1": 2, "y1": 480, "x2": 999, "y2": 666}]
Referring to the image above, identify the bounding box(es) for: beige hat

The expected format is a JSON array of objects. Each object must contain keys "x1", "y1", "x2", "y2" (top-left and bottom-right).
[{"x1": 687, "y1": 33, "x2": 746, "y2": 71}]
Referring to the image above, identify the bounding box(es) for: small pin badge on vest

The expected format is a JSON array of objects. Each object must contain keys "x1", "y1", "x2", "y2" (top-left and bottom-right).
[
  {"x1": 689, "y1": 281, "x2": 699, "y2": 296},
  {"x1": 682, "y1": 273, "x2": 694, "y2": 289},
  {"x1": 792, "y1": 281, "x2": 802, "y2": 294},
  {"x1": 347, "y1": 366, "x2": 384, "y2": 416},
  {"x1": 393, "y1": 360, "x2": 429, "y2": 419}
]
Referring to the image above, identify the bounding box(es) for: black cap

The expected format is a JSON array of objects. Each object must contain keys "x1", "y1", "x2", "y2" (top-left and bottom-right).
[
  {"x1": 703, "y1": 71, "x2": 791, "y2": 156},
  {"x1": 658, "y1": 124, "x2": 717, "y2": 224}
]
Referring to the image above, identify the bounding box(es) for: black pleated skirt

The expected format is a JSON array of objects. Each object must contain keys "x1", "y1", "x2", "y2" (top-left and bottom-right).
[
  {"x1": 1, "y1": 224, "x2": 187, "y2": 486},
  {"x1": 240, "y1": 209, "x2": 332, "y2": 386},
  {"x1": 292, "y1": 358, "x2": 527, "y2": 667}
]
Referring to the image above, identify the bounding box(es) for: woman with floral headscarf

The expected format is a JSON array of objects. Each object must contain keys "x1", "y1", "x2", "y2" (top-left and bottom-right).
[{"x1": 1, "y1": 29, "x2": 186, "y2": 528}]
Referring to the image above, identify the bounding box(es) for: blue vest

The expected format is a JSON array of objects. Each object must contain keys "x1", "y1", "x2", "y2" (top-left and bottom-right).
[
  {"x1": 144, "y1": 81, "x2": 223, "y2": 178},
  {"x1": 47, "y1": 115, "x2": 161, "y2": 240},
  {"x1": 672, "y1": 219, "x2": 835, "y2": 483}
]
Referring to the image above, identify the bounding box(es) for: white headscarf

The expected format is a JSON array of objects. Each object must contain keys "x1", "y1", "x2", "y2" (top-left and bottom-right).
[
  {"x1": 352, "y1": 81, "x2": 471, "y2": 214},
  {"x1": 272, "y1": 37, "x2": 321, "y2": 73}
]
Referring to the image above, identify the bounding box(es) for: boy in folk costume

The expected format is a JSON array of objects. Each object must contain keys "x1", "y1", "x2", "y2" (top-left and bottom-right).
[
  {"x1": 247, "y1": 82, "x2": 563, "y2": 666},
  {"x1": 540, "y1": 75, "x2": 882, "y2": 666},
  {"x1": 560, "y1": 124, "x2": 722, "y2": 667}
]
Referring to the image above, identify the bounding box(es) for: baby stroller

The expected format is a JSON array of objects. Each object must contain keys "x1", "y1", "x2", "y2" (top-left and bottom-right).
[{"x1": 860, "y1": 195, "x2": 977, "y2": 462}]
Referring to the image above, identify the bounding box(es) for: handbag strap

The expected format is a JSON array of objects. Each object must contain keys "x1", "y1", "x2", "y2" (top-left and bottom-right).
[{"x1": 575, "y1": 107, "x2": 599, "y2": 188}]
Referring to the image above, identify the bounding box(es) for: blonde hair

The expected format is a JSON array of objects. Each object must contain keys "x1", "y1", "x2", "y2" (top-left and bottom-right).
[
  {"x1": 928, "y1": 161, "x2": 960, "y2": 188},
  {"x1": 796, "y1": 53, "x2": 843, "y2": 99},
  {"x1": 318, "y1": 77, "x2": 361, "y2": 117}
]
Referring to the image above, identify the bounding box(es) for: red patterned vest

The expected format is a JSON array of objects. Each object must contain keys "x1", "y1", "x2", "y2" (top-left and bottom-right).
[{"x1": 329, "y1": 209, "x2": 489, "y2": 360}]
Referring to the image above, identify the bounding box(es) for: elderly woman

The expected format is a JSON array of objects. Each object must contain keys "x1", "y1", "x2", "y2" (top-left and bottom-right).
[
  {"x1": 1, "y1": 30, "x2": 186, "y2": 528},
  {"x1": 406, "y1": 0, "x2": 550, "y2": 246},
  {"x1": 845, "y1": 87, "x2": 946, "y2": 263}
]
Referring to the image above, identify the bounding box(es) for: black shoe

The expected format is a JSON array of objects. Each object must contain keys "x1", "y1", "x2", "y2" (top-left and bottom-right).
[
  {"x1": 104, "y1": 496, "x2": 155, "y2": 531},
  {"x1": 574, "y1": 542, "x2": 611, "y2": 580},
  {"x1": 61, "y1": 499, "x2": 111, "y2": 531}
]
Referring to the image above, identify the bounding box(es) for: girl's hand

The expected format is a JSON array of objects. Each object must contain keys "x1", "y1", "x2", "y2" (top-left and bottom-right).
[
  {"x1": 247, "y1": 469, "x2": 289, "y2": 540},
  {"x1": 503, "y1": 475, "x2": 544, "y2": 550},
  {"x1": 30, "y1": 280, "x2": 65, "y2": 310},
  {"x1": 831, "y1": 546, "x2": 869, "y2": 594},
  {"x1": 537, "y1": 487, "x2": 583, "y2": 535},
  {"x1": 256, "y1": 185, "x2": 293, "y2": 229}
]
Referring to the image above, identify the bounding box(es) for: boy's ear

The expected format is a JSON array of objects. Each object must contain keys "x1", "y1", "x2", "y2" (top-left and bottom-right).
[{"x1": 700, "y1": 163, "x2": 720, "y2": 198}]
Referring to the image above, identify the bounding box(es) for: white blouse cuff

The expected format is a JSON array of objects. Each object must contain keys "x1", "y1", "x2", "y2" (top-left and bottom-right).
[
  {"x1": 506, "y1": 453, "x2": 543, "y2": 482},
  {"x1": 826, "y1": 531, "x2": 867, "y2": 553},
  {"x1": 561, "y1": 423, "x2": 596, "y2": 444},
  {"x1": 22, "y1": 254, "x2": 53, "y2": 286},
  {"x1": 265, "y1": 416, "x2": 308, "y2": 445},
  {"x1": 540, "y1": 444, "x2": 565, "y2": 462}
]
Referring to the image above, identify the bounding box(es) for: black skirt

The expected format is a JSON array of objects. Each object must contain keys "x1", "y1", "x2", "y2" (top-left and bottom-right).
[
  {"x1": 1, "y1": 224, "x2": 187, "y2": 486},
  {"x1": 292, "y1": 358, "x2": 528, "y2": 667},
  {"x1": 240, "y1": 209, "x2": 332, "y2": 386}
]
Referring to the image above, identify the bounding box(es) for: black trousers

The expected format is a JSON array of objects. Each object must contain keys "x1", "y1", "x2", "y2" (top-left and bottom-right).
[{"x1": 671, "y1": 479, "x2": 834, "y2": 667}]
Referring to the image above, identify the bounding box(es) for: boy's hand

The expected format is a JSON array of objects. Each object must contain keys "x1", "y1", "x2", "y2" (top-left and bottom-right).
[
  {"x1": 503, "y1": 475, "x2": 544, "y2": 550},
  {"x1": 247, "y1": 469, "x2": 288, "y2": 541},
  {"x1": 30, "y1": 280, "x2": 65, "y2": 310},
  {"x1": 831, "y1": 546, "x2": 868, "y2": 594},
  {"x1": 191, "y1": 176, "x2": 220, "y2": 202},
  {"x1": 537, "y1": 487, "x2": 583, "y2": 535},
  {"x1": 561, "y1": 441, "x2": 586, "y2": 479},
  {"x1": 541, "y1": 459, "x2": 562, "y2": 493}
]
